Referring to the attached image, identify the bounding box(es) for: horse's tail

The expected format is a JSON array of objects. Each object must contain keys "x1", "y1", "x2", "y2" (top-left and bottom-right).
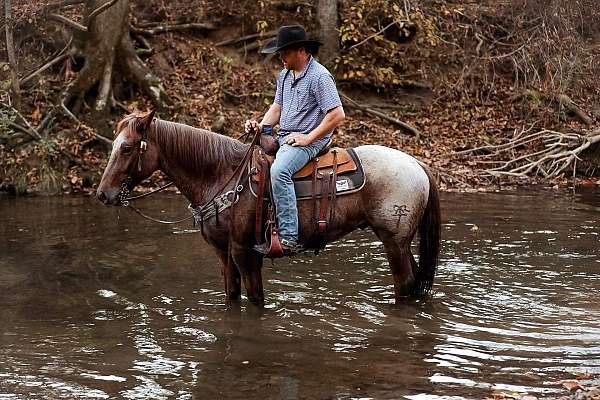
[{"x1": 413, "y1": 165, "x2": 441, "y2": 297}]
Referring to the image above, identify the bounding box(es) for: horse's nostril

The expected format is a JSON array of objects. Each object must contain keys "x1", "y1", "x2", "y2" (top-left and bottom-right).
[{"x1": 97, "y1": 190, "x2": 108, "y2": 204}]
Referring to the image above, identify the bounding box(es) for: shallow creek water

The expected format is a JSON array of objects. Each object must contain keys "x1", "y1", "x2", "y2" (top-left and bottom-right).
[{"x1": 0, "y1": 189, "x2": 599, "y2": 399}]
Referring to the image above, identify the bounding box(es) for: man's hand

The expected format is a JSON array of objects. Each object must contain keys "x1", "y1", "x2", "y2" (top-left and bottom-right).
[
  {"x1": 244, "y1": 119, "x2": 261, "y2": 134},
  {"x1": 284, "y1": 133, "x2": 312, "y2": 147}
]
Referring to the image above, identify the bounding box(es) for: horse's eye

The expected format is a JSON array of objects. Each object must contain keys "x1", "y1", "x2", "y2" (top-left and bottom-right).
[{"x1": 122, "y1": 146, "x2": 133, "y2": 155}]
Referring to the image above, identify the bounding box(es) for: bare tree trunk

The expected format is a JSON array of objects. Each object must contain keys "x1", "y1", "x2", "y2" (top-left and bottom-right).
[
  {"x1": 61, "y1": 0, "x2": 128, "y2": 112},
  {"x1": 61, "y1": 0, "x2": 170, "y2": 116},
  {"x1": 4, "y1": 0, "x2": 21, "y2": 109},
  {"x1": 316, "y1": 0, "x2": 339, "y2": 67}
]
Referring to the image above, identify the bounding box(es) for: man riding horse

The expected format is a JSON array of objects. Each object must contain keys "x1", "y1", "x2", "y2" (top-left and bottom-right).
[
  {"x1": 245, "y1": 25, "x2": 346, "y2": 256},
  {"x1": 97, "y1": 26, "x2": 440, "y2": 305}
]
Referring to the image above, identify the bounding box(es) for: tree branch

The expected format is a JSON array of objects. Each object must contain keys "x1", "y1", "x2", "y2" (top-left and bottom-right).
[
  {"x1": 59, "y1": 101, "x2": 113, "y2": 145},
  {"x1": 271, "y1": 0, "x2": 313, "y2": 10},
  {"x1": 215, "y1": 30, "x2": 277, "y2": 47},
  {"x1": 86, "y1": 0, "x2": 119, "y2": 25},
  {"x1": 458, "y1": 128, "x2": 600, "y2": 178},
  {"x1": 8, "y1": 121, "x2": 39, "y2": 140},
  {"x1": 340, "y1": 92, "x2": 422, "y2": 138},
  {"x1": 20, "y1": 52, "x2": 70, "y2": 86},
  {"x1": 45, "y1": 0, "x2": 85, "y2": 12},
  {"x1": 554, "y1": 93, "x2": 593, "y2": 125},
  {"x1": 3, "y1": 107, "x2": 91, "y2": 168},
  {"x1": 130, "y1": 22, "x2": 216, "y2": 36},
  {"x1": 518, "y1": 90, "x2": 594, "y2": 125},
  {"x1": 49, "y1": 13, "x2": 88, "y2": 32},
  {"x1": 347, "y1": 21, "x2": 399, "y2": 51},
  {"x1": 1, "y1": 102, "x2": 41, "y2": 139}
]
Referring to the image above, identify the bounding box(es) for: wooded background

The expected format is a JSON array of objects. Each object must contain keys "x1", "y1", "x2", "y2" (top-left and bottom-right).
[{"x1": 1, "y1": 0, "x2": 599, "y2": 194}]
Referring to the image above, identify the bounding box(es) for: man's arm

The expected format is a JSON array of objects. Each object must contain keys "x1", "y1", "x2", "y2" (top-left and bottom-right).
[
  {"x1": 245, "y1": 102, "x2": 281, "y2": 134},
  {"x1": 260, "y1": 103, "x2": 281, "y2": 128},
  {"x1": 286, "y1": 106, "x2": 345, "y2": 147}
]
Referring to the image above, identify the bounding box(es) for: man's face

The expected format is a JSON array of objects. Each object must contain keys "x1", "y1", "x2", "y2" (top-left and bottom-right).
[{"x1": 278, "y1": 48, "x2": 301, "y2": 70}]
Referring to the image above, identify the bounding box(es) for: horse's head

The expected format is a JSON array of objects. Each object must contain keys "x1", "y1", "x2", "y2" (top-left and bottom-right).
[{"x1": 96, "y1": 110, "x2": 160, "y2": 205}]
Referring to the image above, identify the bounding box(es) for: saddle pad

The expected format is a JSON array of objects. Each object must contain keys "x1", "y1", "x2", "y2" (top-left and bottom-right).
[{"x1": 249, "y1": 147, "x2": 366, "y2": 201}]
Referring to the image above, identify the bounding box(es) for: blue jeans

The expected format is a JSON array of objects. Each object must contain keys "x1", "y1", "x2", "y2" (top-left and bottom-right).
[{"x1": 270, "y1": 143, "x2": 322, "y2": 244}]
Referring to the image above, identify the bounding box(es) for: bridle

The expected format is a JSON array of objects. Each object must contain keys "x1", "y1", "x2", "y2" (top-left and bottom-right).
[
  {"x1": 115, "y1": 119, "x2": 187, "y2": 224},
  {"x1": 117, "y1": 120, "x2": 153, "y2": 206},
  {"x1": 115, "y1": 119, "x2": 261, "y2": 226}
]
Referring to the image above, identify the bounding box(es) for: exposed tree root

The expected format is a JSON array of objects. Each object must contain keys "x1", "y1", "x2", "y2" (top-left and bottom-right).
[
  {"x1": 455, "y1": 127, "x2": 600, "y2": 178},
  {"x1": 59, "y1": 101, "x2": 113, "y2": 145},
  {"x1": 118, "y1": 32, "x2": 171, "y2": 108},
  {"x1": 58, "y1": 0, "x2": 171, "y2": 120},
  {"x1": 48, "y1": 13, "x2": 88, "y2": 32},
  {"x1": 95, "y1": 50, "x2": 114, "y2": 111}
]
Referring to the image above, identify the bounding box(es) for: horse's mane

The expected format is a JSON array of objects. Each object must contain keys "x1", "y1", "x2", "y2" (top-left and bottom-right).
[{"x1": 119, "y1": 114, "x2": 249, "y2": 175}]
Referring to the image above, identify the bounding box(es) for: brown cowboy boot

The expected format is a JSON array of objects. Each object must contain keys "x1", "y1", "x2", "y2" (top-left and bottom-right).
[
  {"x1": 252, "y1": 238, "x2": 303, "y2": 257},
  {"x1": 280, "y1": 238, "x2": 302, "y2": 257}
]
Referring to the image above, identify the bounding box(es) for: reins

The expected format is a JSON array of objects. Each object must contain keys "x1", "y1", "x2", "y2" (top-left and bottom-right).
[
  {"x1": 189, "y1": 128, "x2": 261, "y2": 228},
  {"x1": 123, "y1": 181, "x2": 191, "y2": 225},
  {"x1": 128, "y1": 203, "x2": 194, "y2": 224},
  {"x1": 124, "y1": 181, "x2": 173, "y2": 202}
]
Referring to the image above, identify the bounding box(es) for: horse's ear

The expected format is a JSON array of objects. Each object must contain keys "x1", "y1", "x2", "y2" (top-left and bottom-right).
[{"x1": 137, "y1": 109, "x2": 155, "y2": 133}]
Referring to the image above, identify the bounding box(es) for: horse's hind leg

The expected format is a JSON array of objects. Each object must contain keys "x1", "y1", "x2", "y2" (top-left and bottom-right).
[
  {"x1": 374, "y1": 231, "x2": 416, "y2": 301},
  {"x1": 215, "y1": 249, "x2": 241, "y2": 301}
]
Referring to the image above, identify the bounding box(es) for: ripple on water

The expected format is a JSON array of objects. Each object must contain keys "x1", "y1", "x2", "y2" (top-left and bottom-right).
[{"x1": 1, "y1": 191, "x2": 599, "y2": 399}]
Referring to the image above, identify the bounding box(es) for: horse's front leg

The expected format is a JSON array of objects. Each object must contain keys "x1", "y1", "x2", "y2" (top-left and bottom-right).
[
  {"x1": 230, "y1": 244, "x2": 265, "y2": 306},
  {"x1": 215, "y1": 249, "x2": 241, "y2": 301}
]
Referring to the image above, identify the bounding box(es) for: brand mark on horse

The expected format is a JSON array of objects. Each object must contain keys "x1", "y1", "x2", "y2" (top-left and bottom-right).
[{"x1": 393, "y1": 204, "x2": 410, "y2": 228}]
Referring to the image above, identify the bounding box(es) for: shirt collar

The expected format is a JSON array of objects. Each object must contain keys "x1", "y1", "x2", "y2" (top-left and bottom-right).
[{"x1": 291, "y1": 55, "x2": 313, "y2": 85}]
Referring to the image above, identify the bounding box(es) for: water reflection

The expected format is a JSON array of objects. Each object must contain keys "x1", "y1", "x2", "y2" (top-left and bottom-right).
[{"x1": 0, "y1": 188, "x2": 599, "y2": 399}]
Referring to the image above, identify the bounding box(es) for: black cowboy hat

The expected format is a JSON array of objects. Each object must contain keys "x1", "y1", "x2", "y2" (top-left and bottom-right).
[{"x1": 261, "y1": 25, "x2": 322, "y2": 54}]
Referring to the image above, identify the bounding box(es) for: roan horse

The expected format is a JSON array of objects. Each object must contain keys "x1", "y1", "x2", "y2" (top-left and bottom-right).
[{"x1": 97, "y1": 111, "x2": 441, "y2": 306}]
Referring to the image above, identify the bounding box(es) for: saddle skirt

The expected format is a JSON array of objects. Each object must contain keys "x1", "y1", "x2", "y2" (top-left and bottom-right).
[{"x1": 249, "y1": 147, "x2": 366, "y2": 200}]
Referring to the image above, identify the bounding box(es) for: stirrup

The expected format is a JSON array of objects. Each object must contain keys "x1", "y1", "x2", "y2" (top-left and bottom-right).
[{"x1": 253, "y1": 228, "x2": 284, "y2": 258}]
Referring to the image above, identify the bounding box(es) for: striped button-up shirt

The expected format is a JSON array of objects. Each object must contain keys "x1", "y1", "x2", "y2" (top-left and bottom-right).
[{"x1": 274, "y1": 56, "x2": 342, "y2": 149}]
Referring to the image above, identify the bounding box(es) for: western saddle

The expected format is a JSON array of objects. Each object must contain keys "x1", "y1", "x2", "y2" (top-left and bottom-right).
[{"x1": 250, "y1": 138, "x2": 364, "y2": 258}]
